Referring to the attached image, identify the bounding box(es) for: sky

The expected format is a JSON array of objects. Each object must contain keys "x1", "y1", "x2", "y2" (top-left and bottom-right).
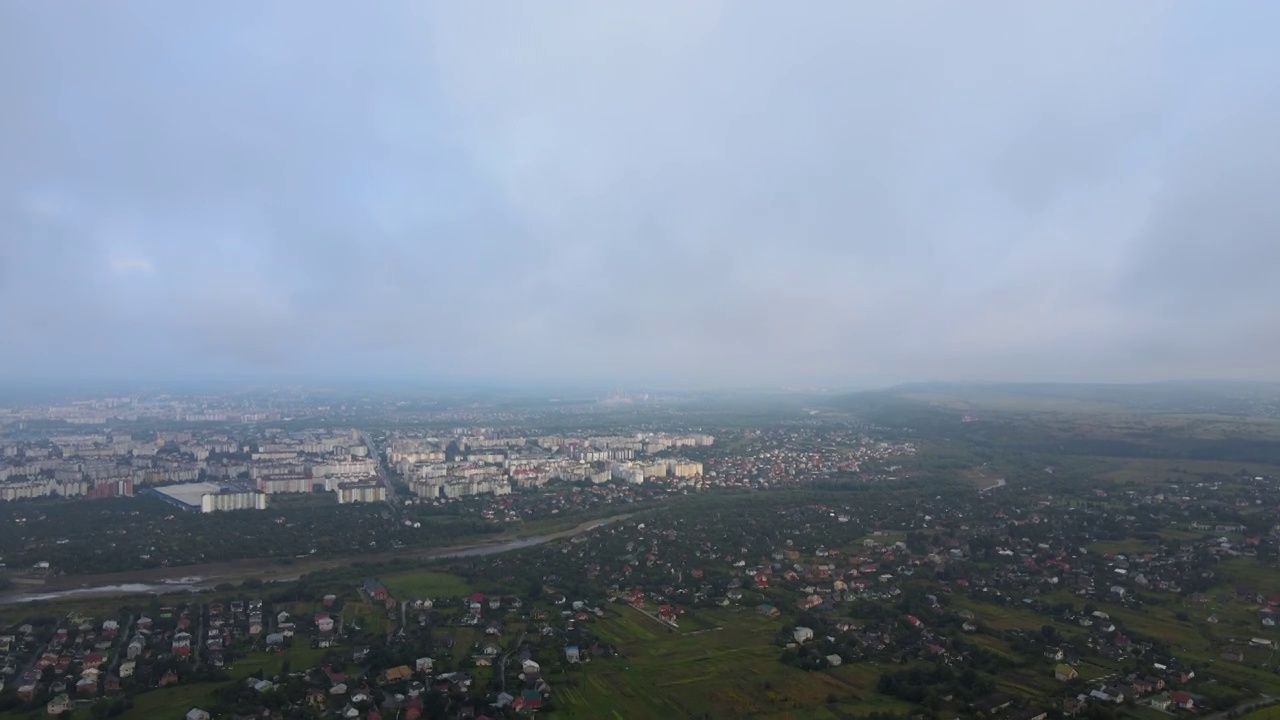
[{"x1": 3, "y1": 2, "x2": 1279, "y2": 387}]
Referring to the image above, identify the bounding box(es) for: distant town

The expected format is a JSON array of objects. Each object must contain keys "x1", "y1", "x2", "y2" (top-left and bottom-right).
[{"x1": 3, "y1": 384, "x2": 1280, "y2": 720}]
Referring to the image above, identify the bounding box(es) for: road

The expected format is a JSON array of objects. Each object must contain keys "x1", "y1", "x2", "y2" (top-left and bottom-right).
[
  {"x1": 497, "y1": 630, "x2": 528, "y2": 695},
  {"x1": 360, "y1": 430, "x2": 399, "y2": 506},
  {"x1": 0, "y1": 512, "x2": 634, "y2": 603}
]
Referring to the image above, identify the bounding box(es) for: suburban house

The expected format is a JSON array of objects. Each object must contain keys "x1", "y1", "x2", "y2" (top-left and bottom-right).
[
  {"x1": 47, "y1": 694, "x2": 71, "y2": 714},
  {"x1": 362, "y1": 579, "x2": 389, "y2": 601},
  {"x1": 1054, "y1": 665, "x2": 1078, "y2": 682}
]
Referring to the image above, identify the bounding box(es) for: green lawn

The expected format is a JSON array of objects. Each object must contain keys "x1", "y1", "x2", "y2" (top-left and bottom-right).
[
  {"x1": 226, "y1": 644, "x2": 328, "y2": 679},
  {"x1": 379, "y1": 570, "x2": 472, "y2": 600}
]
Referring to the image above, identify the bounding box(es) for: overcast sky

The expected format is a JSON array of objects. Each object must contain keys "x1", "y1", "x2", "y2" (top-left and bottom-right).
[{"x1": 3, "y1": 3, "x2": 1279, "y2": 387}]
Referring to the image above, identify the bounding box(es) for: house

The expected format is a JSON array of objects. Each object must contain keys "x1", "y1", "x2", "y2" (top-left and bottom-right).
[
  {"x1": 521, "y1": 659, "x2": 540, "y2": 674},
  {"x1": 826, "y1": 654, "x2": 842, "y2": 667},
  {"x1": 158, "y1": 670, "x2": 179, "y2": 687},
  {"x1": 362, "y1": 579, "x2": 389, "y2": 601},
  {"x1": 793, "y1": 627, "x2": 814, "y2": 643},
  {"x1": 564, "y1": 646, "x2": 581, "y2": 663},
  {"x1": 381, "y1": 665, "x2": 412, "y2": 684},
  {"x1": 513, "y1": 688, "x2": 543, "y2": 711},
  {"x1": 47, "y1": 694, "x2": 72, "y2": 715},
  {"x1": 186, "y1": 710, "x2": 212, "y2": 720},
  {"x1": 1170, "y1": 691, "x2": 1194, "y2": 710},
  {"x1": 306, "y1": 689, "x2": 327, "y2": 707},
  {"x1": 1054, "y1": 665, "x2": 1078, "y2": 682},
  {"x1": 1222, "y1": 646, "x2": 1245, "y2": 663},
  {"x1": 265, "y1": 632, "x2": 285, "y2": 647},
  {"x1": 415, "y1": 657, "x2": 434, "y2": 673},
  {"x1": 126, "y1": 637, "x2": 145, "y2": 659},
  {"x1": 1150, "y1": 694, "x2": 1173, "y2": 711}
]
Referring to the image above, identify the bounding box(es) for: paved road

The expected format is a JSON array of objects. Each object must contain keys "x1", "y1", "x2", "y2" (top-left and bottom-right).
[{"x1": 360, "y1": 431, "x2": 399, "y2": 506}]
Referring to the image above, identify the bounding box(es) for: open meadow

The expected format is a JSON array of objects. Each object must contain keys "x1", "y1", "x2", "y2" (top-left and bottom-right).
[{"x1": 548, "y1": 605, "x2": 913, "y2": 719}]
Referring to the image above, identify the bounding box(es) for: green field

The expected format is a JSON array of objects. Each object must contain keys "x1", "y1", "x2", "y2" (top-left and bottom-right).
[
  {"x1": 1240, "y1": 703, "x2": 1280, "y2": 720},
  {"x1": 380, "y1": 569, "x2": 473, "y2": 599},
  {"x1": 1087, "y1": 538, "x2": 1158, "y2": 555},
  {"x1": 550, "y1": 606, "x2": 913, "y2": 719},
  {"x1": 77, "y1": 682, "x2": 211, "y2": 720}
]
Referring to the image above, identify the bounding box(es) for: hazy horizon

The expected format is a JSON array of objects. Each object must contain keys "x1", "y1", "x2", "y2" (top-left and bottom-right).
[{"x1": 5, "y1": 2, "x2": 1280, "y2": 385}]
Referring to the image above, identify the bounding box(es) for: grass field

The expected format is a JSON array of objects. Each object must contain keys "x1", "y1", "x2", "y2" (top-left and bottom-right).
[
  {"x1": 380, "y1": 569, "x2": 473, "y2": 599},
  {"x1": 1221, "y1": 559, "x2": 1280, "y2": 597},
  {"x1": 1088, "y1": 538, "x2": 1159, "y2": 555},
  {"x1": 550, "y1": 606, "x2": 913, "y2": 719},
  {"x1": 1090, "y1": 457, "x2": 1280, "y2": 486},
  {"x1": 1240, "y1": 703, "x2": 1280, "y2": 720}
]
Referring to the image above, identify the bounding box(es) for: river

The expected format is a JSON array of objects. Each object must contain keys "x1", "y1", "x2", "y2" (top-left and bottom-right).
[{"x1": 0, "y1": 513, "x2": 631, "y2": 604}]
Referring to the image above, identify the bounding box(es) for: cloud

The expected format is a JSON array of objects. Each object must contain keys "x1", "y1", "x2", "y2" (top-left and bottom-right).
[
  {"x1": 1, "y1": 2, "x2": 1279, "y2": 384},
  {"x1": 109, "y1": 256, "x2": 155, "y2": 275}
]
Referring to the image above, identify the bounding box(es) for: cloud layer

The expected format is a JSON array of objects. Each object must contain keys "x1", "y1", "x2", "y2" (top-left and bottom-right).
[{"x1": 3, "y1": 2, "x2": 1279, "y2": 385}]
